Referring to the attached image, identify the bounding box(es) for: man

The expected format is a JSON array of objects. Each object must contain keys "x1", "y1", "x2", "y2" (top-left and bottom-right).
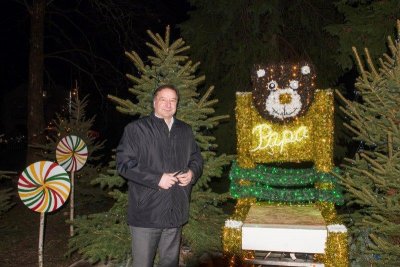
[{"x1": 116, "y1": 84, "x2": 203, "y2": 267}]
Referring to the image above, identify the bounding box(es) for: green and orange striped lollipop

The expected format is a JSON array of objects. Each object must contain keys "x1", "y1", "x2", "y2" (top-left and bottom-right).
[
  {"x1": 56, "y1": 135, "x2": 88, "y2": 172},
  {"x1": 18, "y1": 161, "x2": 70, "y2": 213}
]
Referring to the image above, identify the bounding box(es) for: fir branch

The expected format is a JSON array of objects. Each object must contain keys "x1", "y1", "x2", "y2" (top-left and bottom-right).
[
  {"x1": 360, "y1": 152, "x2": 386, "y2": 173},
  {"x1": 352, "y1": 47, "x2": 367, "y2": 80},
  {"x1": 364, "y1": 48, "x2": 378, "y2": 77},
  {"x1": 125, "y1": 51, "x2": 145, "y2": 73}
]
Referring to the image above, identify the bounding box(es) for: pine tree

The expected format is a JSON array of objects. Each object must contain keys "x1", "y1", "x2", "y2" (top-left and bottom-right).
[
  {"x1": 337, "y1": 20, "x2": 400, "y2": 266},
  {"x1": 69, "y1": 27, "x2": 233, "y2": 265}
]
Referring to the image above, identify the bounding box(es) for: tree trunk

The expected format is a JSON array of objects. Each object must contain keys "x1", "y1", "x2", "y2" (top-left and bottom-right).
[{"x1": 27, "y1": 0, "x2": 46, "y2": 165}]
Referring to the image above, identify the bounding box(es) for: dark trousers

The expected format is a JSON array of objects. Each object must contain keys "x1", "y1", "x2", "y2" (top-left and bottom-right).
[{"x1": 130, "y1": 226, "x2": 181, "y2": 267}]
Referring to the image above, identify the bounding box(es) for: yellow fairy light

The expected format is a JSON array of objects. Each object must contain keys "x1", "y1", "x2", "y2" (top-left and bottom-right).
[
  {"x1": 315, "y1": 182, "x2": 335, "y2": 190},
  {"x1": 315, "y1": 224, "x2": 349, "y2": 267},
  {"x1": 238, "y1": 179, "x2": 252, "y2": 186},
  {"x1": 232, "y1": 198, "x2": 256, "y2": 220},
  {"x1": 223, "y1": 227, "x2": 242, "y2": 255},
  {"x1": 316, "y1": 201, "x2": 339, "y2": 224},
  {"x1": 324, "y1": 231, "x2": 349, "y2": 266},
  {"x1": 223, "y1": 198, "x2": 257, "y2": 267}
]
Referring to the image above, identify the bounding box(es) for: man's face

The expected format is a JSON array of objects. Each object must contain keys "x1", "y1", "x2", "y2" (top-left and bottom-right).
[{"x1": 153, "y1": 88, "x2": 178, "y2": 120}]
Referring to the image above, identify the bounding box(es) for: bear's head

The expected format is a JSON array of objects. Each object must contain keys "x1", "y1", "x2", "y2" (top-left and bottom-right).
[{"x1": 251, "y1": 62, "x2": 316, "y2": 123}]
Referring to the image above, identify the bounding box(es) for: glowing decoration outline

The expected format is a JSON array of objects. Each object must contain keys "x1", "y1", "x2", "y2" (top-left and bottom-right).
[{"x1": 250, "y1": 124, "x2": 309, "y2": 153}]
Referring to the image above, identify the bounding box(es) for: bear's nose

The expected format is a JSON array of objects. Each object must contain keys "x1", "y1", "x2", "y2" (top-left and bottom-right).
[{"x1": 279, "y1": 93, "x2": 292, "y2": 104}]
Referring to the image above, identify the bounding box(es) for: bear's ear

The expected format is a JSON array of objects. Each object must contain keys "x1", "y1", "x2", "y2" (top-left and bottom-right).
[
  {"x1": 251, "y1": 64, "x2": 265, "y2": 85},
  {"x1": 298, "y1": 61, "x2": 316, "y2": 77},
  {"x1": 300, "y1": 64, "x2": 311, "y2": 75}
]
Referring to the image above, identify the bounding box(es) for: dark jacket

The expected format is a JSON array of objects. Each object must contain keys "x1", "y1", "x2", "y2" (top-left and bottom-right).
[{"x1": 116, "y1": 113, "x2": 203, "y2": 228}]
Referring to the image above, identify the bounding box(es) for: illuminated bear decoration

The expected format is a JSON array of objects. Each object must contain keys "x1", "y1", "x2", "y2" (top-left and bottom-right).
[
  {"x1": 236, "y1": 62, "x2": 334, "y2": 172},
  {"x1": 251, "y1": 62, "x2": 316, "y2": 123}
]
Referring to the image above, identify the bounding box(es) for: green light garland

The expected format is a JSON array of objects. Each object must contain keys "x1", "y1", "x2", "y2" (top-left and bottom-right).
[{"x1": 229, "y1": 161, "x2": 344, "y2": 204}]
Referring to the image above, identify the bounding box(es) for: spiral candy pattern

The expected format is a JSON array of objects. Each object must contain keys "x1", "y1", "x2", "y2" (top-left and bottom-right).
[
  {"x1": 56, "y1": 135, "x2": 88, "y2": 172},
  {"x1": 18, "y1": 161, "x2": 70, "y2": 213}
]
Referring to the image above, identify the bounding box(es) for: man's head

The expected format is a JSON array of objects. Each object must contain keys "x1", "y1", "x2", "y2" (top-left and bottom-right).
[{"x1": 153, "y1": 85, "x2": 179, "y2": 120}]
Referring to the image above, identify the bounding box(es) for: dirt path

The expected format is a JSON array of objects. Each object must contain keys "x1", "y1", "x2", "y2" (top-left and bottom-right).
[
  {"x1": 0, "y1": 197, "x2": 80, "y2": 267},
  {"x1": 0, "y1": 187, "x2": 230, "y2": 267}
]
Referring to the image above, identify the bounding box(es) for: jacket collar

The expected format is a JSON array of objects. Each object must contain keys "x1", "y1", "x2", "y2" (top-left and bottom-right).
[{"x1": 150, "y1": 112, "x2": 177, "y2": 127}]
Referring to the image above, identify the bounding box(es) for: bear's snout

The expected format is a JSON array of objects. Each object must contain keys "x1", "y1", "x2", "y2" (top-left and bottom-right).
[{"x1": 279, "y1": 93, "x2": 292, "y2": 104}]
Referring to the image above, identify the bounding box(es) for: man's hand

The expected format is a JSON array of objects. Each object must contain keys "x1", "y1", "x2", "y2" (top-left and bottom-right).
[
  {"x1": 176, "y1": 169, "x2": 193, "y2": 186},
  {"x1": 158, "y1": 173, "x2": 178, "y2": 189}
]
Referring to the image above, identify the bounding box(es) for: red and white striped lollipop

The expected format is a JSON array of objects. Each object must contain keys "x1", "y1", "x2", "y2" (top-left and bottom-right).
[
  {"x1": 18, "y1": 161, "x2": 70, "y2": 213},
  {"x1": 56, "y1": 135, "x2": 88, "y2": 172}
]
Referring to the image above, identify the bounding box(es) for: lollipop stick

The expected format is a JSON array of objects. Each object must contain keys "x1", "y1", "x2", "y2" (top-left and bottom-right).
[
  {"x1": 39, "y1": 212, "x2": 45, "y2": 267},
  {"x1": 70, "y1": 171, "x2": 75, "y2": 236},
  {"x1": 18, "y1": 161, "x2": 70, "y2": 267}
]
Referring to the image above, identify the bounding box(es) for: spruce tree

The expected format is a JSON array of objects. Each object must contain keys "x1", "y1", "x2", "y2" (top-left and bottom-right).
[
  {"x1": 68, "y1": 154, "x2": 132, "y2": 263},
  {"x1": 337, "y1": 20, "x2": 400, "y2": 265},
  {"x1": 327, "y1": 0, "x2": 400, "y2": 71},
  {"x1": 69, "y1": 27, "x2": 233, "y2": 265}
]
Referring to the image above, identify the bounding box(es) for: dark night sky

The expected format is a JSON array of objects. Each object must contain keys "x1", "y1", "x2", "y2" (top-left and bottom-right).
[
  {"x1": 0, "y1": 0, "x2": 191, "y2": 169},
  {"x1": 1, "y1": 2, "x2": 29, "y2": 93},
  {"x1": 0, "y1": 0, "x2": 190, "y2": 151}
]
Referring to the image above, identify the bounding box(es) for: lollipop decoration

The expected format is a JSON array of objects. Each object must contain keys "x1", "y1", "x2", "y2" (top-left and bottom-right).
[
  {"x1": 56, "y1": 135, "x2": 88, "y2": 236},
  {"x1": 18, "y1": 161, "x2": 70, "y2": 212},
  {"x1": 56, "y1": 135, "x2": 88, "y2": 172},
  {"x1": 18, "y1": 161, "x2": 70, "y2": 267}
]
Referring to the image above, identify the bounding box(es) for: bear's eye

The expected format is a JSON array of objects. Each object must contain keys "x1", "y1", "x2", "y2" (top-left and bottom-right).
[
  {"x1": 267, "y1": 80, "x2": 278, "y2": 91},
  {"x1": 289, "y1": 80, "x2": 299, "y2": 90}
]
